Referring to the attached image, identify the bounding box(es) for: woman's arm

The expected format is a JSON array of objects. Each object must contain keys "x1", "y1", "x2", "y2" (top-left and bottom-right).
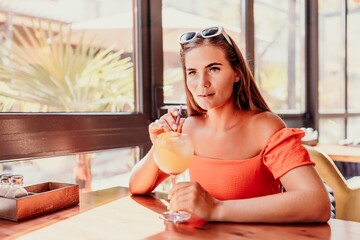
[
  {"x1": 128, "y1": 147, "x2": 169, "y2": 195},
  {"x1": 212, "y1": 166, "x2": 330, "y2": 222},
  {"x1": 169, "y1": 165, "x2": 331, "y2": 223},
  {"x1": 129, "y1": 107, "x2": 183, "y2": 195}
]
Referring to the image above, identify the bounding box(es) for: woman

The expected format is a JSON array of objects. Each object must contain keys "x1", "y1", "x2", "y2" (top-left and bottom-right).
[{"x1": 129, "y1": 26, "x2": 330, "y2": 223}]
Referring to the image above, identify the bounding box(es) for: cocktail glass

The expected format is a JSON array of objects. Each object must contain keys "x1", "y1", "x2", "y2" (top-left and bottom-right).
[{"x1": 153, "y1": 131, "x2": 194, "y2": 223}]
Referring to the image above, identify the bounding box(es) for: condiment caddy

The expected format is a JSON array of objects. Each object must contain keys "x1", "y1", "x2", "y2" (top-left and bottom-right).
[{"x1": 0, "y1": 174, "x2": 79, "y2": 221}]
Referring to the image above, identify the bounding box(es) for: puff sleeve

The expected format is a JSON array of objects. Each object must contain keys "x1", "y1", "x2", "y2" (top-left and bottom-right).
[{"x1": 263, "y1": 128, "x2": 314, "y2": 180}]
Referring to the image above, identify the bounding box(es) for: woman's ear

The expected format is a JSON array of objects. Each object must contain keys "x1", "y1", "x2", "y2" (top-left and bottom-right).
[{"x1": 234, "y1": 72, "x2": 240, "y2": 82}]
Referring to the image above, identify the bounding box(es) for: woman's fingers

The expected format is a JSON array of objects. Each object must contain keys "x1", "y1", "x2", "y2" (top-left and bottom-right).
[
  {"x1": 177, "y1": 118, "x2": 185, "y2": 133},
  {"x1": 168, "y1": 182, "x2": 217, "y2": 221},
  {"x1": 152, "y1": 108, "x2": 182, "y2": 132},
  {"x1": 168, "y1": 182, "x2": 195, "y2": 210},
  {"x1": 164, "y1": 108, "x2": 180, "y2": 131},
  {"x1": 160, "y1": 115, "x2": 175, "y2": 131},
  {"x1": 148, "y1": 122, "x2": 164, "y2": 144},
  {"x1": 148, "y1": 106, "x2": 183, "y2": 143}
]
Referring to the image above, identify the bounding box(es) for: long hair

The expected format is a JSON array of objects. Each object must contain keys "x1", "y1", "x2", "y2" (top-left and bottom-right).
[{"x1": 179, "y1": 31, "x2": 270, "y2": 116}]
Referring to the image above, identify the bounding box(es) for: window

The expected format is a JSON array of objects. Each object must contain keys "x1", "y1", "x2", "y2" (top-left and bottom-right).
[
  {"x1": 318, "y1": 0, "x2": 345, "y2": 113},
  {"x1": 0, "y1": 147, "x2": 138, "y2": 192},
  {"x1": 347, "y1": 0, "x2": 360, "y2": 113},
  {"x1": 0, "y1": 0, "x2": 135, "y2": 113},
  {"x1": 254, "y1": 0, "x2": 305, "y2": 113},
  {"x1": 161, "y1": 0, "x2": 307, "y2": 128},
  {"x1": 0, "y1": 0, "x2": 151, "y2": 162},
  {"x1": 318, "y1": 0, "x2": 360, "y2": 144}
]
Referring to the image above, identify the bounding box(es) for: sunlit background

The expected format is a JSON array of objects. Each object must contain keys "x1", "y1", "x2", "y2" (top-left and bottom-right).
[{"x1": 1, "y1": 0, "x2": 359, "y2": 192}]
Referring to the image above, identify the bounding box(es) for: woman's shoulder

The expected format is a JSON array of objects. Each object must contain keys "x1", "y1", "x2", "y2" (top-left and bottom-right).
[
  {"x1": 182, "y1": 114, "x2": 205, "y2": 134},
  {"x1": 251, "y1": 111, "x2": 285, "y2": 127},
  {"x1": 248, "y1": 111, "x2": 286, "y2": 146}
]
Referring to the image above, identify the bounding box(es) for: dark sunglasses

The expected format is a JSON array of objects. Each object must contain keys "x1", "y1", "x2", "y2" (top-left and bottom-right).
[{"x1": 179, "y1": 26, "x2": 233, "y2": 47}]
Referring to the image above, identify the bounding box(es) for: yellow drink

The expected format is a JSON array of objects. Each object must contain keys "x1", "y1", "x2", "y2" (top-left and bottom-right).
[{"x1": 153, "y1": 132, "x2": 194, "y2": 174}]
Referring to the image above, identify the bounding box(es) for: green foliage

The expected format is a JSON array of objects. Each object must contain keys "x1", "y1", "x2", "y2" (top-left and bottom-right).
[{"x1": 0, "y1": 19, "x2": 134, "y2": 112}]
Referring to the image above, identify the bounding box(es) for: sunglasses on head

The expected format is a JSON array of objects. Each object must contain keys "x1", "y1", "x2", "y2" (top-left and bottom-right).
[{"x1": 179, "y1": 26, "x2": 233, "y2": 47}]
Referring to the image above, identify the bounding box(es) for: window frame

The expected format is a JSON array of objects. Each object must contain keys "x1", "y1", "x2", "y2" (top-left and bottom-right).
[{"x1": 0, "y1": 0, "x2": 155, "y2": 162}]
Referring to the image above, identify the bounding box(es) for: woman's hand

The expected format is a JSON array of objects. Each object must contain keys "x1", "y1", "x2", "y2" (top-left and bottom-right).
[
  {"x1": 148, "y1": 107, "x2": 184, "y2": 144},
  {"x1": 168, "y1": 181, "x2": 219, "y2": 221}
]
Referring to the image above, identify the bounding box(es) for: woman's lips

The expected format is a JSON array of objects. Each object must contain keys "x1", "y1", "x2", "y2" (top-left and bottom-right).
[{"x1": 198, "y1": 93, "x2": 215, "y2": 97}]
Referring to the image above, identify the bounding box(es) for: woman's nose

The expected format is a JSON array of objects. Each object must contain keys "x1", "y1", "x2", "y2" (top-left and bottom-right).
[{"x1": 198, "y1": 73, "x2": 210, "y2": 88}]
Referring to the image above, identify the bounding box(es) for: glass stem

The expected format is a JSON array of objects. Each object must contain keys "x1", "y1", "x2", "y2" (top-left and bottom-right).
[{"x1": 171, "y1": 174, "x2": 177, "y2": 188}]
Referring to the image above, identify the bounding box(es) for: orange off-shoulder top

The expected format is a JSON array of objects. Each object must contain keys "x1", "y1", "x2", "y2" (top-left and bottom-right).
[{"x1": 188, "y1": 128, "x2": 314, "y2": 200}]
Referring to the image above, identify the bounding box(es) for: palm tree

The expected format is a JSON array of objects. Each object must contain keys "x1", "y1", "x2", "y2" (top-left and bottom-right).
[{"x1": 0, "y1": 19, "x2": 134, "y2": 112}]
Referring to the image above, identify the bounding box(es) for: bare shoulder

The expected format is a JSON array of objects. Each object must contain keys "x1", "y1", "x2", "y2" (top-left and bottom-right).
[
  {"x1": 182, "y1": 114, "x2": 205, "y2": 134},
  {"x1": 249, "y1": 111, "x2": 286, "y2": 144}
]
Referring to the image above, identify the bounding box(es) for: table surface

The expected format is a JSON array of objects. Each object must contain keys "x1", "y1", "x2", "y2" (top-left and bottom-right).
[
  {"x1": 316, "y1": 144, "x2": 360, "y2": 163},
  {"x1": 1, "y1": 187, "x2": 360, "y2": 240}
]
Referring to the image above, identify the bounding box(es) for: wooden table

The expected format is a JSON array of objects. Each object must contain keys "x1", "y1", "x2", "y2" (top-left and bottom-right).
[
  {"x1": 316, "y1": 144, "x2": 360, "y2": 163},
  {"x1": 1, "y1": 187, "x2": 360, "y2": 240}
]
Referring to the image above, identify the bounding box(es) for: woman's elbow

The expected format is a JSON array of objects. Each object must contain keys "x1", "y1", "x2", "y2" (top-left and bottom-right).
[
  {"x1": 309, "y1": 193, "x2": 331, "y2": 222},
  {"x1": 128, "y1": 183, "x2": 138, "y2": 195},
  {"x1": 128, "y1": 178, "x2": 151, "y2": 195},
  {"x1": 129, "y1": 184, "x2": 148, "y2": 195},
  {"x1": 129, "y1": 188, "x2": 144, "y2": 195},
  {"x1": 317, "y1": 200, "x2": 331, "y2": 222}
]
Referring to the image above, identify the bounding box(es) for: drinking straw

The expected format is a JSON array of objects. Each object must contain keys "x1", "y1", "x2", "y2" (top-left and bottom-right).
[{"x1": 175, "y1": 105, "x2": 182, "y2": 126}]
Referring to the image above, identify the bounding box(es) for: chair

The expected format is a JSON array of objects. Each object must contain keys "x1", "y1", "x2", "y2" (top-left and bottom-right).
[{"x1": 304, "y1": 145, "x2": 360, "y2": 222}]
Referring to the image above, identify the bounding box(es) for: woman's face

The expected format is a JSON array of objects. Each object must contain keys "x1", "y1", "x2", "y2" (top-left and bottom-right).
[{"x1": 185, "y1": 45, "x2": 239, "y2": 111}]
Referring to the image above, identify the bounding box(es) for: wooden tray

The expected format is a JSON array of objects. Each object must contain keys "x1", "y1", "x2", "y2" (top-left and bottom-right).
[{"x1": 0, "y1": 182, "x2": 79, "y2": 221}]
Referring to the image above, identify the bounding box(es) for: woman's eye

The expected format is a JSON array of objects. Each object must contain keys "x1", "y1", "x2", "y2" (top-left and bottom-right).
[
  {"x1": 210, "y1": 67, "x2": 220, "y2": 73},
  {"x1": 187, "y1": 71, "x2": 196, "y2": 76}
]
